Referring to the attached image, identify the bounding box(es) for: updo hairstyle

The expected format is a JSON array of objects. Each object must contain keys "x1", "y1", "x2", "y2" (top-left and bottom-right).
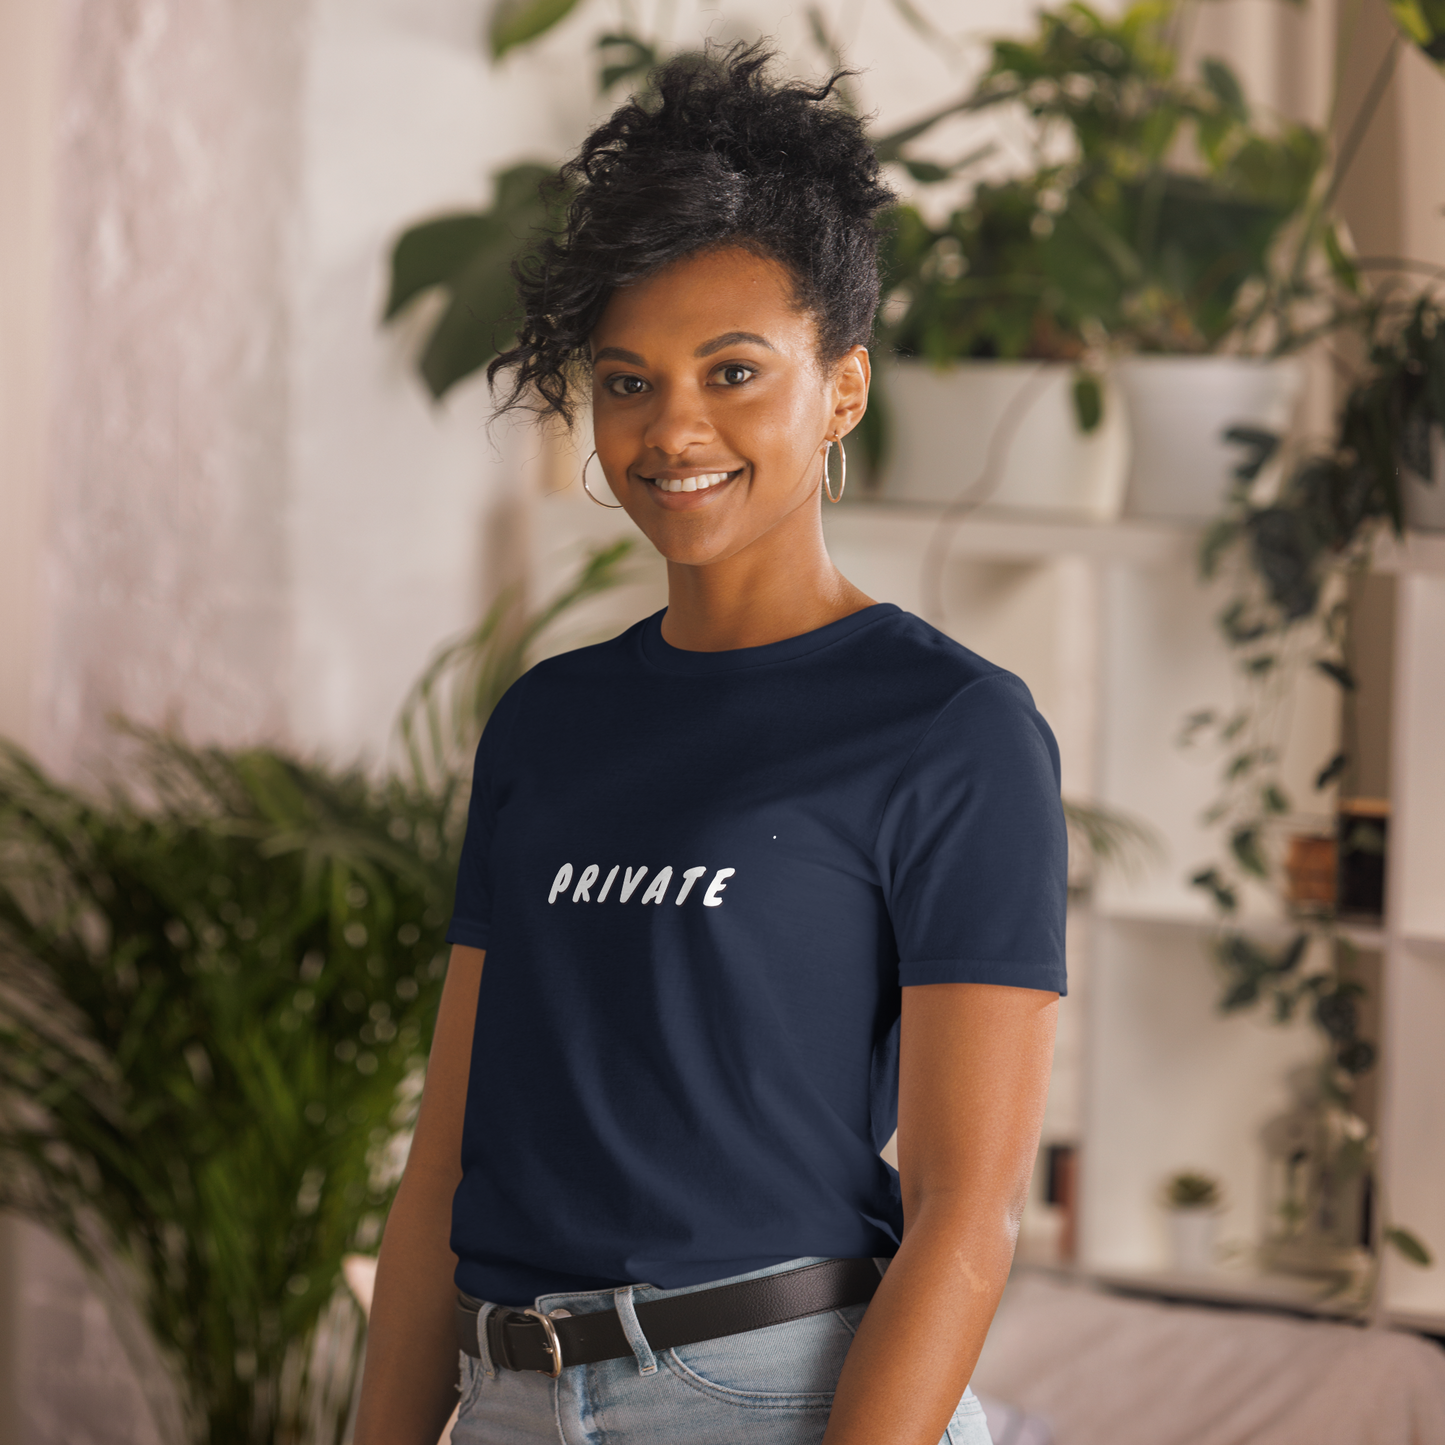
[{"x1": 488, "y1": 43, "x2": 895, "y2": 425}]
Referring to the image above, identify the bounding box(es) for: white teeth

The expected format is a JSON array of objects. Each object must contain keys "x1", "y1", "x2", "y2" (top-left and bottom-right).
[{"x1": 650, "y1": 470, "x2": 733, "y2": 493}]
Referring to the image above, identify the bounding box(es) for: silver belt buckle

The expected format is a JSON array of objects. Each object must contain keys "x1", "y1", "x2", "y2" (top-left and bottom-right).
[{"x1": 522, "y1": 1308, "x2": 564, "y2": 1376}]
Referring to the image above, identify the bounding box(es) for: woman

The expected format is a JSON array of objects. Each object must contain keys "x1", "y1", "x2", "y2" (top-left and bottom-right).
[{"x1": 354, "y1": 46, "x2": 1064, "y2": 1445}]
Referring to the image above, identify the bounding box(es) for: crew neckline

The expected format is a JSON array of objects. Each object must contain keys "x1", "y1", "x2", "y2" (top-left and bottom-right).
[{"x1": 638, "y1": 603, "x2": 902, "y2": 675}]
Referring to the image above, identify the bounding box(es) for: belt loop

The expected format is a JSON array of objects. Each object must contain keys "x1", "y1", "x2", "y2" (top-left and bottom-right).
[
  {"x1": 477, "y1": 1303, "x2": 499, "y2": 1377},
  {"x1": 612, "y1": 1286, "x2": 657, "y2": 1376}
]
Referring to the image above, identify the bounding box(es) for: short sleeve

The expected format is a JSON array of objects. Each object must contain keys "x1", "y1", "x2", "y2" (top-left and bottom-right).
[
  {"x1": 445, "y1": 678, "x2": 527, "y2": 951},
  {"x1": 875, "y1": 672, "x2": 1067, "y2": 994}
]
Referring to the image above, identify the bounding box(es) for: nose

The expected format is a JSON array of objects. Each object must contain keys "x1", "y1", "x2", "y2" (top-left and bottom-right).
[{"x1": 641, "y1": 380, "x2": 716, "y2": 458}]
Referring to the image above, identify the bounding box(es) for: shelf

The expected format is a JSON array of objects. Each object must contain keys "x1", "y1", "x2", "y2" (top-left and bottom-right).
[
  {"x1": 1366, "y1": 530, "x2": 1445, "y2": 575},
  {"x1": 1084, "y1": 1264, "x2": 1369, "y2": 1322},
  {"x1": 1384, "y1": 1305, "x2": 1445, "y2": 1338},
  {"x1": 828, "y1": 498, "x2": 1445, "y2": 573},
  {"x1": 1095, "y1": 903, "x2": 1388, "y2": 951},
  {"x1": 825, "y1": 500, "x2": 1198, "y2": 566}
]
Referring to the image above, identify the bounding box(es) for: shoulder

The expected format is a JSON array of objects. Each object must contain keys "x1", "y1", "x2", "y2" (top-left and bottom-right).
[
  {"x1": 495, "y1": 616, "x2": 649, "y2": 705},
  {"x1": 856, "y1": 614, "x2": 1058, "y2": 782},
  {"x1": 859, "y1": 610, "x2": 1044, "y2": 725}
]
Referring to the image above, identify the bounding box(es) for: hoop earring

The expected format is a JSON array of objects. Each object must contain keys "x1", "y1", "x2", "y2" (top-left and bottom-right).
[
  {"x1": 581, "y1": 450, "x2": 623, "y2": 508},
  {"x1": 822, "y1": 436, "x2": 846, "y2": 504}
]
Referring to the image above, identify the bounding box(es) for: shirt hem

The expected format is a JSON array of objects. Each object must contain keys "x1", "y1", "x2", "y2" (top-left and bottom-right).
[
  {"x1": 900, "y1": 957, "x2": 1066, "y2": 995},
  {"x1": 445, "y1": 920, "x2": 492, "y2": 950}
]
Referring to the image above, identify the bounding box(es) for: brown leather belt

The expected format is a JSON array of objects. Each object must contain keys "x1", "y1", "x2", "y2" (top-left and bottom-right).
[{"x1": 456, "y1": 1257, "x2": 881, "y2": 1376}]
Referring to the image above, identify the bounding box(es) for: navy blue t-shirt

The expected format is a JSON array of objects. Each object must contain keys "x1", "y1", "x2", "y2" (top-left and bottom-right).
[{"x1": 445, "y1": 603, "x2": 1066, "y2": 1306}]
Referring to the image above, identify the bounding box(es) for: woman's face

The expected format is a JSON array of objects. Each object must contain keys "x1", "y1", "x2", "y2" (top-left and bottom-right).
[{"x1": 589, "y1": 246, "x2": 869, "y2": 568}]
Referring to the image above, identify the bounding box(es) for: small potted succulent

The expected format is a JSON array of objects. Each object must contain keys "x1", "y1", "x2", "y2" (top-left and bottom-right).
[{"x1": 1161, "y1": 1170, "x2": 1224, "y2": 1273}]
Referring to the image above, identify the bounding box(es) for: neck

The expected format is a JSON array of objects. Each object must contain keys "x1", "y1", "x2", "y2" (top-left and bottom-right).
[{"x1": 658, "y1": 498, "x2": 875, "y2": 652}]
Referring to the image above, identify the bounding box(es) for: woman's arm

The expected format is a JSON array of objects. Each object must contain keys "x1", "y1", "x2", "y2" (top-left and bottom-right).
[
  {"x1": 822, "y1": 981, "x2": 1057, "y2": 1445},
  {"x1": 353, "y1": 944, "x2": 485, "y2": 1445}
]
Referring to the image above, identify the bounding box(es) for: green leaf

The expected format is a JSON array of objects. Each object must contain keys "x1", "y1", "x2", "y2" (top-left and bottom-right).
[
  {"x1": 491, "y1": 162, "x2": 557, "y2": 217},
  {"x1": 1072, "y1": 371, "x2": 1104, "y2": 433},
  {"x1": 417, "y1": 242, "x2": 526, "y2": 399},
  {"x1": 1315, "y1": 658, "x2": 1357, "y2": 691},
  {"x1": 1261, "y1": 784, "x2": 1291, "y2": 814},
  {"x1": 1276, "y1": 932, "x2": 1308, "y2": 974},
  {"x1": 1199, "y1": 520, "x2": 1240, "y2": 579},
  {"x1": 1389, "y1": 0, "x2": 1445, "y2": 63},
  {"x1": 1200, "y1": 57, "x2": 1248, "y2": 120},
  {"x1": 903, "y1": 159, "x2": 954, "y2": 184},
  {"x1": 1223, "y1": 426, "x2": 1281, "y2": 483},
  {"x1": 1191, "y1": 866, "x2": 1238, "y2": 913},
  {"x1": 1323, "y1": 222, "x2": 1362, "y2": 296},
  {"x1": 597, "y1": 31, "x2": 657, "y2": 93},
  {"x1": 1226, "y1": 750, "x2": 1259, "y2": 780},
  {"x1": 488, "y1": 0, "x2": 582, "y2": 59},
  {"x1": 1178, "y1": 709, "x2": 1216, "y2": 745},
  {"x1": 1315, "y1": 752, "x2": 1348, "y2": 790},
  {"x1": 384, "y1": 215, "x2": 499, "y2": 320},
  {"x1": 1384, "y1": 1225, "x2": 1435, "y2": 1266},
  {"x1": 1222, "y1": 978, "x2": 1260, "y2": 1010},
  {"x1": 1231, "y1": 826, "x2": 1268, "y2": 877}
]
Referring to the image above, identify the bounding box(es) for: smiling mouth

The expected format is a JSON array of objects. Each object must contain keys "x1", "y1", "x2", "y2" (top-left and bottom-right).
[{"x1": 642, "y1": 469, "x2": 741, "y2": 494}]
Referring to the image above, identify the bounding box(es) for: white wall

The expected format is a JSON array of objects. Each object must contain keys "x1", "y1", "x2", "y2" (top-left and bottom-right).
[{"x1": 0, "y1": 0, "x2": 61, "y2": 755}]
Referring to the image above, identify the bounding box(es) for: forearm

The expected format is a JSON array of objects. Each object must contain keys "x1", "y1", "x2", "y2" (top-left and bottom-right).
[
  {"x1": 352, "y1": 1161, "x2": 465, "y2": 1445},
  {"x1": 821, "y1": 1196, "x2": 1017, "y2": 1445}
]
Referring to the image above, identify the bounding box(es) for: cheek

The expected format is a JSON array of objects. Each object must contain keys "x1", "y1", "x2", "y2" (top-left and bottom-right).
[{"x1": 735, "y1": 383, "x2": 829, "y2": 472}]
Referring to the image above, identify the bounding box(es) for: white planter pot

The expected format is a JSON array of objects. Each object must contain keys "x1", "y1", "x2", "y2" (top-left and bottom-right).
[
  {"x1": 1166, "y1": 1208, "x2": 1219, "y2": 1274},
  {"x1": 1116, "y1": 356, "x2": 1304, "y2": 523},
  {"x1": 1403, "y1": 426, "x2": 1445, "y2": 532},
  {"x1": 877, "y1": 361, "x2": 1130, "y2": 520}
]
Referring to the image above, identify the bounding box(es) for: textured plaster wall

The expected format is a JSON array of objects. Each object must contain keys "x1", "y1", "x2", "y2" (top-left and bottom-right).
[
  {"x1": 38, "y1": 0, "x2": 305, "y2": 775},
  {"x1": 284, "y1": 0, "x2": 600, "y2": 764}
]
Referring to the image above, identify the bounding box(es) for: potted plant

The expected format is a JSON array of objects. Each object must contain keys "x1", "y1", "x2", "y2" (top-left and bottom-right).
[
  {"x1": 0, "y1": 545, "x2": 633, "y2": 1445},
  {"x1": 872, "y1": 0, "x2": 1326, "y2": 521},
  {"x1": 871, "y1": 174, "x2": 1132, "y2": 518},
  {"x1": 1161, "y1": 1170, "x2": 1223, "y2": 1273},
  {"x1": 1180, "y1": 283, "x2": 1444, "y2": 1290}
]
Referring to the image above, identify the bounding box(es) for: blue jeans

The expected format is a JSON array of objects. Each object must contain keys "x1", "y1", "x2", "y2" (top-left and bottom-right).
[{"x1": 452, "y1": 1256, "x2": 993, "y2": 1444}]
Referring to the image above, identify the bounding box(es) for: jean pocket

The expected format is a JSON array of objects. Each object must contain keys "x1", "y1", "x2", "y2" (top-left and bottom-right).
[
  {"x1": 456, "y1": 1351, "x2": 487, "y2": 1417},
  {"x1": 944, "y1": 1387, "x2": 994, "y2": 1445},
  {"x1": 663, "y1": 1308, "x2": 857, "y2": 1409}
]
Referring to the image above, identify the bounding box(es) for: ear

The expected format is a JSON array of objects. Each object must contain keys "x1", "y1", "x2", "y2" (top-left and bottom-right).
[{"x1": 827, "y1": 345, "x2": 871, "y2": 441}]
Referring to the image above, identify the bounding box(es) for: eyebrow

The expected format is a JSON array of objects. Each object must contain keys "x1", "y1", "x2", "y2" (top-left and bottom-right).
[
  {"x1": 695, "y1": 331, "x2": 775, "y2": 357},
  {"x1": 591, "y1": 331, "x2": 777, "y2": 367},
  {"x1": 592, "y1": 346, "x2": 647, "y2": 365}
]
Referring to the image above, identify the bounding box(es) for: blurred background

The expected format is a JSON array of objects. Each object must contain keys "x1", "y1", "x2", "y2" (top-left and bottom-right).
[{"x1": 2, "y1": 1, "x2": 1444, "y2": 1442}]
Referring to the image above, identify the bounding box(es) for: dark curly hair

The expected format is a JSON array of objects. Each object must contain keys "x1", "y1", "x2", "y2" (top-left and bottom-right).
[{"x1": 488, "y1": 43, "x2": 895, "y2": 425}]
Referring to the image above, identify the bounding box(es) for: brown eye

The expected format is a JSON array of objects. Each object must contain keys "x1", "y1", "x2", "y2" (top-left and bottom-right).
[
  {"x1": 606, "y1": 374, "x2": 648, "y2": 396},
  {"x1": 716, "y1": 364, "x2": 755, "y2": 386}
]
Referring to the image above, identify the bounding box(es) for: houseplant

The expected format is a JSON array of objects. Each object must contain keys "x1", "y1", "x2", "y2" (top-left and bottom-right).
[
  {"x1": 1181, "y1": 287, "x2": 1445, "y2": 1282},
  {"x1": 877, "y1": 0, "x2": 1326, "y2": 519},
  {"x1": 0, "y1": 543, "x2": 633, "y2": 1445},
  {"x1": 1161, "y1": 1171, "x2": 1223, "y2": 1273}
]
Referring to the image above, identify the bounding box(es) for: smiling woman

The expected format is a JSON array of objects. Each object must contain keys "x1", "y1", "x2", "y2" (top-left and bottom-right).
[
  {"x1": 585, "y1": 246, "x2": 873, "y2": 640},
  {"x1": 353, "y1": 43, "x2": 1066, "y2": 1445}
]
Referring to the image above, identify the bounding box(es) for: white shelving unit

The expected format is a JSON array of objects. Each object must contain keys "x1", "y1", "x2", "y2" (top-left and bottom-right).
[{"x1": 527, "y1": 475, "x2": 1445, "y2": 1334}]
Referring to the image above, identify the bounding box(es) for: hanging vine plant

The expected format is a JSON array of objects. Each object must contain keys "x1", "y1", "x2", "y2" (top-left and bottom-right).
[{"x1": 1182, "y1": 289, "x2": 1444, "y2": 1273}]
